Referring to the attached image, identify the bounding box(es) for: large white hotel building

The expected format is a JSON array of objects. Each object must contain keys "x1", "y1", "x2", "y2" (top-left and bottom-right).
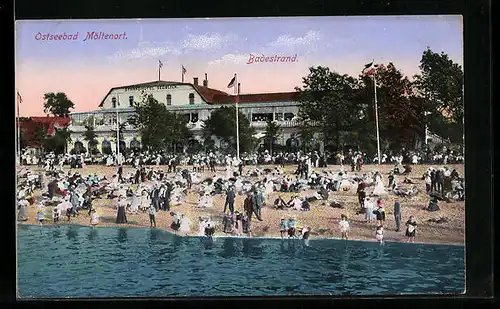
[{"x1": 67, "y1": 75, "x2": 308, "y2": 154}]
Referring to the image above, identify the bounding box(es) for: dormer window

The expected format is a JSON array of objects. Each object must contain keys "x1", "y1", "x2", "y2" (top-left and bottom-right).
[
  {"x1": 112, "y1": 97, "x2": 117, "y2": 108},
  {"x1": 189, "y1": 93, "x2": 195, "y2": 105},
  {"x1": 167, "y1": 94, "x2": 172, "y2": 105}
]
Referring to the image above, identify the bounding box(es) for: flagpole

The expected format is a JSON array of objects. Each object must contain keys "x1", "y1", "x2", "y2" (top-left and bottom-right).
[
  {"x1": 374, "y1": 75, "x2": 381, "y2": 165},
  {"x1": 16, "y1": 91, "x2": 21, "y2": 166},
  {"x1": 235, "y1": 76, "x2": 240, "y2": 161},
  {"x1": 181, "y1": 66, "x2": 184, "y2": 83},
  {"x1": 158, "y1": 63, "x2": 161, "y2": 81}
]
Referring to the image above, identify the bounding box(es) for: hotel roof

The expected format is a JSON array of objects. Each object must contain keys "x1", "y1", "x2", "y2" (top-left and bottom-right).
[{"x1": 98, "y1": 80, "x2": 298, "y2": 107}]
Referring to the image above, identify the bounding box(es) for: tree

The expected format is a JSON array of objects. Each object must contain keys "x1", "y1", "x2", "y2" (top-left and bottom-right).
[
  {"x1": 296, "y1": 66, "x2": 366, "y2": 151},
  {"x1": 43, "y1": 92, "x2": 75, "y2": 117},
  {"x1": 129, "y1": 93, "x2": 191, "y2": 152},
  {"x1": 264, "y1": 119, "x2": 282, "y2": 156},
  {"x1": 32, "y1": 123, "x2": 49, "y2": 148},
  {"x1": 413, "y1": 48, "x2": 464, "y2": 144},
  {"x1": 83, "y1": 124, "x2": 99, "y2": 154},
  {"x1": 202, "y1": 106, "x2": 256, "y2": 154},
  {"x1": 361, "y1": 62, "x2": 425, "y2": 151},
  {"x1": 297, "y1": 122, "x2": 315, "y2": 152},
  {"x1": 44, "y1": 127, "x2": 72, "y2": 154}
]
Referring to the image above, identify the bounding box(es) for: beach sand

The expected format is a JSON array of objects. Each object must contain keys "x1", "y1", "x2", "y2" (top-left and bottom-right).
[{"x1": 17, "y1": 164, "x2": 465, "y2": 245}]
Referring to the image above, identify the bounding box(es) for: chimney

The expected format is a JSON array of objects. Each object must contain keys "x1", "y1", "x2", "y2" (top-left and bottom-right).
[
  {"x1": 193, "y1": 77, "x2": 198, "y2": 85},
  {"x1": 203, "y1": 73, "x2": 208, "y2": 87}
]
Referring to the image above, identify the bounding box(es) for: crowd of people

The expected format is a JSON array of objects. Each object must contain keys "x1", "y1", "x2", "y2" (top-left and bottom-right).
[{"x1": 17, "y1": 145, "x2": 464, "y2": 245}]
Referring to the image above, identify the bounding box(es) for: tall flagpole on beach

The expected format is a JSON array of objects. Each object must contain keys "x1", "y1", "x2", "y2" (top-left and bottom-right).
[
  {"x1": 236, "y1": 81, "x2": 240, "y2": 161},
  {"x1": 373, "y1": 74, "x2": 382, "y2": 165}
]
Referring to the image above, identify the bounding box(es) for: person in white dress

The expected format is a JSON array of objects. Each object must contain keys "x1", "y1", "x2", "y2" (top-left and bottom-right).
[
  {"x1": 372, "y1": 172, "x2": 387, "y2": 196},
  {"x1": 339, "y1": 215, "x2": 349, "y2": 239},
  {"x1": 129, "y1": 192, "x2": 139, "y2": 213},
  {"x1": 179, "y1": 214, "x2": 191, "y2": 235},
  {"x1": 90, "y1": 209, "x2": 99, "y2": 226}
]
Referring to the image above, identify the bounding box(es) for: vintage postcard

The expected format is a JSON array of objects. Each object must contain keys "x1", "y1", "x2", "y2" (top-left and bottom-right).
[{"x1": 15, "y1": 16, "x2": 465, "y2": 298}]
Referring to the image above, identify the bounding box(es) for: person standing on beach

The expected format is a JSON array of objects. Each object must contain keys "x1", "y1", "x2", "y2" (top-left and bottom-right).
[
  {"x1": 90, "y1": 209, "x2": 99, "y2": 226},
  {"x1": 374, "y1": 199, "x2": 386, "y2": 226},
  {"x1": 394, "y1": 199, "x2": 401, "y2": 232},
  {"x1": 405, "y1": 216, "x2": 417, "y2": 243},
  {"x1": 116, "y1": 195, "x2": 128, "y2": 224},
  {"x1": 117, "y1": 165, "x2": 123, "y2": 183},
  {"x1": 375, "y1": 225, "x2": 384, "y2": 244},
  {"x1": 243, "y1": 192, "x2": 255, "y2": 229},
  {"x1": 148, "y1": 204, "x2": 156, "y2": 228},
  {"x1": 224, "y1": 186, "x2": 235, "y2": 214},
  {"x1": 251, "y1": 188, "x2": 264, "y2": 221},
  {"x1": 339, "y1": 214, "x2": 349, "y2": 240}
]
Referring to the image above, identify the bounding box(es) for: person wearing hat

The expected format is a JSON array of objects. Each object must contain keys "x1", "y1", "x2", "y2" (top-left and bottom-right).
[
  {"x1": 148, "y1": 203, "x2": 156, "y2": 228},
  {"x1": 116, "y1": 195, "x2": 128, "y2": 224}
]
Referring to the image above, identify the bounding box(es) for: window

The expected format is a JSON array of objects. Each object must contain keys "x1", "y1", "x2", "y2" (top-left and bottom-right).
[
  {"x1": 112, "y1": 97, "x2": 117, "y2": 108},
  {"x1": 252, "y1": 113, "x2": 273, "y2": 122},
  {"x1": 191, "y1": 113, "x2": 198, "y2": 123},
  {"x1": 275, "y1": 113, "x2": 284, "y2": 121},
  {"x1": 129, "y1": 96, "x2": 134, "y2": 107},
  {"x1": 166, "y1": 94, "x2": 172, "y2": 105},
  {"x1": 284, "y1": 113, "x2": 295, "y2": 121},
  {"x1": 189, "y1": 93, "x2": 195, "y2": 105}
]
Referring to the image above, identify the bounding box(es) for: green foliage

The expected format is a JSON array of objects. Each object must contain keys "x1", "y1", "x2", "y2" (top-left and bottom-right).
[
  {"x1": 413, "y1": 48, "x2": 464, "y2": 144},
  {"x1": 129, "y1": 94, "x2": 191, "y2": 152},
  {"x1": 264, "y1": 119, "x2": 282, "y2": 155},
  {"x1": 43, "y1": 92, "x2": 75, "y2": 117},
  {"x1": 361, "y1": 62, "x2": 425, "y2": 151},
  {"x1": 202, "y1": 106, "x2": 256, "y2": 154},
  {"x1": 44, "y1": 127, "x2": 72, "y2": 155},
  {"x1": 296, "y1": 66, "x2": 366, "y2": 151}
]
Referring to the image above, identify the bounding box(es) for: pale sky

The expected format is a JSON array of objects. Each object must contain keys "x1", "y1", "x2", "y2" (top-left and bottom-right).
[{"x1": 15, "y1": 16, "x2": 463, "y2": 116}]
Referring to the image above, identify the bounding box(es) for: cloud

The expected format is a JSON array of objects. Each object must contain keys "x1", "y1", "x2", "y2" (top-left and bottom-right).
[
  {"x1": 107, "y1": 41, "x2": 181, "y2": 62},
  {"x1": 268, "y1": 30, "x2": 322, "y2": 47},
  {"x1": 108, "y1": 33, "x2": 238, "y2": 62},
  {"x1": 208, "y1": 53, "x2": 249, "y2": 66},
  {"x1": 180, "y1": 33, "x2": 238, "y2": 51}
]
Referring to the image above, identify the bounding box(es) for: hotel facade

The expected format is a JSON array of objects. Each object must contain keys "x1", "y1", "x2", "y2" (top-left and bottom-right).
[{"x1": 67, "y1": 75, "x2": 310, "y2": 154}]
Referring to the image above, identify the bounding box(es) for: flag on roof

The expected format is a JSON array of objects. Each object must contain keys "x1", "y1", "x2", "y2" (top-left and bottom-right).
[
  {"x1": 182, "y1": 65, "x2": 187, "y2": 74},
  {"x1": 159, "y1": 60, "x2": 163, "y2": 69}
]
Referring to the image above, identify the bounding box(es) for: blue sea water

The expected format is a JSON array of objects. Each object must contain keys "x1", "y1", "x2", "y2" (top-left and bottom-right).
[{"x1": 17, "y1": 224, "x2": 465, "y2": 298}]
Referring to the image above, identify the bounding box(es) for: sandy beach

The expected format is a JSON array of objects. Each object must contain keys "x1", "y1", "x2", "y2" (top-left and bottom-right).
[{"x1": 17, "y1": 163, "x2": 465, "y2": 245}]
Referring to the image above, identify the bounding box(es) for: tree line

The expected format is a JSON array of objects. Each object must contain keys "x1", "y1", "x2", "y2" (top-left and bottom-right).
[{"x1": 21, "y1": 48, "x2": 462, "y2": 157}]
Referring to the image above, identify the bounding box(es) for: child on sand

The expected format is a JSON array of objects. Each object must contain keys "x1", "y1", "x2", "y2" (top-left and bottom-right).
[
  {"x1": 37, "y1": 209, "x2": 45, "y2": 226},
  {"x1": 406, "y1": 216, "x2": 417, "y2": 243},
  {"x1": 52, "y1": 207, "x2": 60, "y2": 224},
  {"x1": 90, "y1": 209, "x2": 99, "y2": 226},
  {"x1": 339, "y1": 215, "x2": 349, "y2": 240},
  {"x1": 376, "y1": 225, "x2": 384, "y2": 244},
  {"x1": 279, "y1": 218, "x2": 287, "y2": 238}
]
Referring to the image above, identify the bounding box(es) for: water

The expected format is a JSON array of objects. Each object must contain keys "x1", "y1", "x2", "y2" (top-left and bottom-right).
[{"x1": 17, "y1": 224, "x2": 464, "y2": 298}]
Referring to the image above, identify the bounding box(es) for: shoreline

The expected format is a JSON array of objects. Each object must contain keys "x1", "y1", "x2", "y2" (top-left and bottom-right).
[{"x1": 17, "y1": 221, "x2": 464, "y2": 247}]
